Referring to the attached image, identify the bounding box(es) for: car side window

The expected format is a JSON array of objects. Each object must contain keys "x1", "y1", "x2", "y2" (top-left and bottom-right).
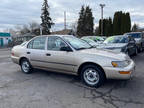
[
  {"x1": 47, "y1": 37, "x2": 67, "y2": 51},
  {"x1": 27, "y1": 37, "x2": 46, "y2": 50},
  {"x1": 28, "y1": 40, "x2": 33, "y2": 49}
]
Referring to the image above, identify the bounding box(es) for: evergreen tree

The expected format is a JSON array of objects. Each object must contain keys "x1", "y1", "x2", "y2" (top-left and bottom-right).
[
  {"x1": 132, "y1": 24, "x2": 139, "y2": 32},
  {"x1": 125, "y1": 12, "x2": 131, "y2": 33},
  {"x1": 77, "y1": 6, "x2": 85, "y2": 36},
  {"x1": 113, "y1": 11, "x2": 120, "y2": 35},
  {"x1": 84, "y1": 6, "x2": 94, "y2": 36},
  {"x1": 98, "y1": 17, "x2": 113, "y2": 36},
  {"x1": 113, "y1": 11, "x2": 131, "y2": 35},
  {"x1": 41, "y1": 0, "x2": 53, "y2": 35},
  {"x1": 77, "y1": 6, "x2": 94, "y2": 37}
]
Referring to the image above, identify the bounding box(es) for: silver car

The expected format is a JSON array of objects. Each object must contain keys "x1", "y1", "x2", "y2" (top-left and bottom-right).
[
  {"x1": 125, "y1": 32, "x2": 144, "y2": 52},
  {"x1": 11, "y1": 35, "x2": 135, "y2": 87}
]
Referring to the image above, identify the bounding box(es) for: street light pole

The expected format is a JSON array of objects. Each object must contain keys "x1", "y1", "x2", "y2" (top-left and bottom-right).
[
  {"x1": 64, "y1": 11, "x2": 67, "y2": 30},
  {"x1": 40, "y1": 25, "x2": 43, "y2": 35},
  {"x1": 100, "y1": 4, "x2": 105, "y2": 36}
]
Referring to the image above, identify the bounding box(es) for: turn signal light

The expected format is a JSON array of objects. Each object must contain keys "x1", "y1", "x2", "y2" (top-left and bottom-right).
[
  {"x1": 119, "y1": 71, "x2": 131, "y2": 74},
  {"x1": 112, "y1": 62, "x2": 118, "y2": 67}
]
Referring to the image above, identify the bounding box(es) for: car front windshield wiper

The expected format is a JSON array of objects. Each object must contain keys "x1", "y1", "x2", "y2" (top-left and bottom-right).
[
  {"x1": 77, "y1": 47, "x2": 88, "y2": 50},
  {"x1": 77, "y1": 46, "x2": 96, "y2": 50},
  {"x1": 89, "y1": 46, "x2": 96, "y2": 48}
]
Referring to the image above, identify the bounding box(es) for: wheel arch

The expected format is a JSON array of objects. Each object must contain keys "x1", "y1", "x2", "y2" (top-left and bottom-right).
[
  {"x1": 78, "y1": 62, "x2": 106, "y2": 78},
  {"x1": 19, "y1": 57, "x2": 29, "y2": 65}
]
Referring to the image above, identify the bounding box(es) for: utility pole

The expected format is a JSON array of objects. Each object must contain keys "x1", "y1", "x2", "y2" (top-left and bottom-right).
[
  {"x1": 64, "y1": 11, "x2": 66, "y2": 30},
  {"x1": 100, "y1": 4, "x2": 105, "y2": 36},
  {"x1": 40, "y1": 25, "x2": 43, "y2": 35}
]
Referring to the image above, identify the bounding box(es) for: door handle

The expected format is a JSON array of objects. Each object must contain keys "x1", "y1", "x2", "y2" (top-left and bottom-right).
[
  {"x1": 46, "y1": 53, "x2": 51, "y2": 56},
  {"x1": 27, "y1": 52, "x2": 31, "y2": 54}
]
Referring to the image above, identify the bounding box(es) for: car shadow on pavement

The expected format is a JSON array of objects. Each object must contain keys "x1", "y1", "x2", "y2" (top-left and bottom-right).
[{"x1": 32, "y1": 68, "x2": 130, "y2": 89}]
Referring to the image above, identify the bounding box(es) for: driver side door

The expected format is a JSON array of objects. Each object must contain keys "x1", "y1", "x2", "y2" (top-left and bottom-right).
[{"x1": 44, "y1": 36, "x2": 76, "y2": 74}]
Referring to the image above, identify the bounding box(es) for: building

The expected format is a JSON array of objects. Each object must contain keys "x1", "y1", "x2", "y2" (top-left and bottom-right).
[
  {"x1": 0, "y1": 33, "x2": 12, "y2": 47},
  {"x1": 12, "y1": 33, "x2": 36, "y2": 45}
]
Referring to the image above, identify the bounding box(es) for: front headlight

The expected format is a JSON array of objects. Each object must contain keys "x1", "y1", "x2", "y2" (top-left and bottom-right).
[{"x1": 112, "y1": 60, "x2": 130, "y2": 67}]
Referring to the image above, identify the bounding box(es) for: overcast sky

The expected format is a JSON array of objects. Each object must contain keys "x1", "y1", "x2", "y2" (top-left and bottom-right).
[{"x1": 0, "y1": 0, "x2": 144, "y2": 32}]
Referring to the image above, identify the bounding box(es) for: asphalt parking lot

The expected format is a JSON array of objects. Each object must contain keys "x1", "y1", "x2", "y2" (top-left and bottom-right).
[{"x1": 0, "y1": 48, "x2": 144, "y2": 108}]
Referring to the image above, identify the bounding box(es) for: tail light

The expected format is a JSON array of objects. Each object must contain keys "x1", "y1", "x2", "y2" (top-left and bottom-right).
[{"x1": 11, "y1": 52, "x2": 14, "y2": 56}]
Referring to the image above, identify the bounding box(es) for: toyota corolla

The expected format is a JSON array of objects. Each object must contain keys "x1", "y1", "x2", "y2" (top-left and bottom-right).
[{"x1": 11, "y1": 35, "x2": 135, "y2": 87}]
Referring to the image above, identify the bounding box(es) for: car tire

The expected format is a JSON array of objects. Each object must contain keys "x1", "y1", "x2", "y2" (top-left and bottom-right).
[
  {"x1": 81, "y1": 65, "x2": 105, "y2": 88},
  {"x1": 20, "y1": 58, "x2": 33, "y2": 74}
]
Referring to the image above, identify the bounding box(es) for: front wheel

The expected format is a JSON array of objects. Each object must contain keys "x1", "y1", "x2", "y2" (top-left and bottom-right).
[
  {"x1": 81, "y1": 65, "x2": 105, "y2": 88},
  {"x1": 20, "y1": 59, "x2": 33, "y2": 74}
]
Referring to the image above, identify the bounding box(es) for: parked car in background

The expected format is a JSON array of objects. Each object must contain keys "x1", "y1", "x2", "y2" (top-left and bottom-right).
[
  {"x1": 82, "y1": 36, "x2": 105, "y2": 43},
  {"x1": 11, "y1": 35, "x2": 135, "y2": 88},
  {"x1": 81, "y1": 37, "x2": 99, "y2": 47},
  {"x1": 101, "y1": 36, "x2": 107, "y2": 41},
  {"x1": 124, "y1": 32, "x2": 144, "y2": 52},
  {"x1": 97, "y1": 35, "x2": 138, "y2": 56}
]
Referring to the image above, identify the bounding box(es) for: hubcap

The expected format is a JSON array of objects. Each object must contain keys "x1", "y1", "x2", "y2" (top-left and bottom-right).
[
  {"x1": 83, "y1": 68, "x2": 100, "y2": 86},
  {"x1": 22, "y1": 61, "x2": 30, "y2": 73}
]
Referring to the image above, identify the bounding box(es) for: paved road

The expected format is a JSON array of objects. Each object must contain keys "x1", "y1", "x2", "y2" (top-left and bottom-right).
[{"x1": 0, "y1": 49, "x2": 144, "y2": 108}]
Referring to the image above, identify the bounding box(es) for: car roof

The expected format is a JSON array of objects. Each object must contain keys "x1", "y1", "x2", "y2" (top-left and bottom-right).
[
  {"x1": 125, "y1": 32, "x2": 142, "y2": 34},
  {"x1": 108, "y1": 35, "x2": 128, "y2": 38},
  {"x1": 35, "y1": 35, "x2": 74, "y2": 38}
]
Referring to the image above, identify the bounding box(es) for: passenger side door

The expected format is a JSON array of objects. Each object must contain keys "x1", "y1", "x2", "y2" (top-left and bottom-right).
[
  {"x1": 27, "y1": 36, "x2": 47, "y2": 67},
  {"x1": 44, "y1": 36, "x2": 76, "y2": 73}
]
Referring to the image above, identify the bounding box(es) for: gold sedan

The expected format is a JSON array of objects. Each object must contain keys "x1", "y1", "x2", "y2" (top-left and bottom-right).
[{"x1": 11, "y1": 35, "x2": 135, "y2": 87}]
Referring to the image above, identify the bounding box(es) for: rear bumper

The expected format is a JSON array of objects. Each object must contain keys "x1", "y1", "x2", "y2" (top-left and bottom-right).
[
  {"x1": 103, "y1": 60, "x2": 135, "y2": 80},
  {"x1": 11, "y1": 56, "x2": 19, "y2": 64}
]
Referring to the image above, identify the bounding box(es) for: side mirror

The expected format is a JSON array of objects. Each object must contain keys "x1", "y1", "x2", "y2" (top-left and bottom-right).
[{"x1": 60, "y1": 46, "x2": 72, "y2": 52}]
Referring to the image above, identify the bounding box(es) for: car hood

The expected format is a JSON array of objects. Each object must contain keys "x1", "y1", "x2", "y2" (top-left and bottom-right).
[
  {"x1": 97, "y1": 43, "x2": 127, "y2": 49},
  {"x1": 78, "y1": 48, "x2": 129, "y2": 60}
]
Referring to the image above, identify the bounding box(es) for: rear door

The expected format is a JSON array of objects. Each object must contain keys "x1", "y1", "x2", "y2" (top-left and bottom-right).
[{"x1": 27, "y1": 36, "x2": 47, "y2": 67}]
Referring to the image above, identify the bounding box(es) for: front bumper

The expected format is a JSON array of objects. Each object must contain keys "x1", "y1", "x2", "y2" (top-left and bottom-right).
[{"x1": 103, "y1": 60, "x2": 135, "y2": 80}]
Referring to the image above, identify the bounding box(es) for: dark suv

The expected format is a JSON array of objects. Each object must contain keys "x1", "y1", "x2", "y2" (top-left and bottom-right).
[{"x1": 125, "y1": 32, "x2": 144, "y2": 52}]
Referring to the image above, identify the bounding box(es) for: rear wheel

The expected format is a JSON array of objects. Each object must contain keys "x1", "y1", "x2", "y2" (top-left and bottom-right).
[
  {"x1": 81, "y1": 65, "x2": 105, "y2": 88},
  {"x1": 20, "y1": 59, "x2": 33, "y2": 74}
]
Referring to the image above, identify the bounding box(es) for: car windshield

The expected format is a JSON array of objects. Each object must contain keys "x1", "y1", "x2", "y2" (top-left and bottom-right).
[
  {"x1": 127, "y1": 33, "x2": 141, "y2": 38},
  {"x1": 104, "y1": 36, "x2": 128, "y2": 43},
  {"x1": 63, "y1": 36, "x2": 92, "y2": 50}
]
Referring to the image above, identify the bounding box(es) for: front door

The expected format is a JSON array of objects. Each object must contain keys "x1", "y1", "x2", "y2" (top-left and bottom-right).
[{"x1": 45, "y1": 36, "x2": 76, "y2": 73}]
